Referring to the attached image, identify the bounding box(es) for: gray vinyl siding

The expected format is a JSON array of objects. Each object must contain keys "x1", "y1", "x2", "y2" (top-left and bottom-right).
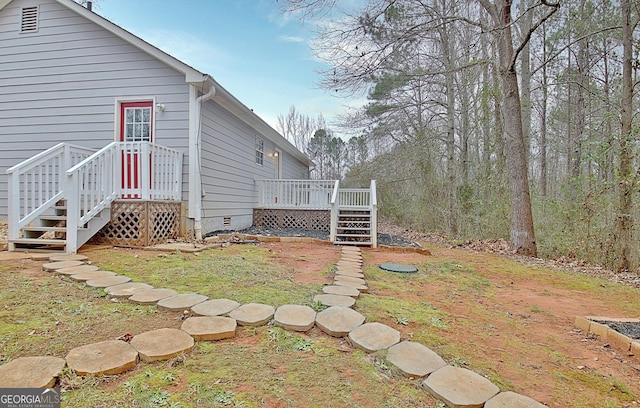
[
  {"x1": 0, "y1": 0, "x2": 191, "y2": 218},
  {"x1": 199, "y1": 99, "x2": 309, "y2": 232}
]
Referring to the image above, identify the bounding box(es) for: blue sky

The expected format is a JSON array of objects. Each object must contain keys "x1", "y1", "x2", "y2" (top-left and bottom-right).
[{"x1": 94, "y1": 0, "x2": 360, "y2": 132}]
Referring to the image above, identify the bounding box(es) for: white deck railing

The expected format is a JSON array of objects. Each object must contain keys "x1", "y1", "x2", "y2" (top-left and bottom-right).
[
  {"x1": 255, "y1": 179, "x2": 338, "y2": 209},
  {"x1": 6, "y1": 143, "x2": 95, "y2": 244},
  {"x1": 7, "y1": 141, "x2": 183, "y2": 252}
]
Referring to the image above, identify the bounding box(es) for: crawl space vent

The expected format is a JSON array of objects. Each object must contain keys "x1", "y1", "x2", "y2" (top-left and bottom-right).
[{"x1": 223, "y1": 217, "x2": 231, "y2": 228}]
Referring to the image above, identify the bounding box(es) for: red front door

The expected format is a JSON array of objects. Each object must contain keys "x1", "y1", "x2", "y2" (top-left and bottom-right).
[{"x1": 120, "y1": 101, "x2": 153, "y2": 198}]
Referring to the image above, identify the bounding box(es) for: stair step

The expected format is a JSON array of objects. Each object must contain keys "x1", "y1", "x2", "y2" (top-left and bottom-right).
[
  {"x1": 337, "y1": 234, "x2": 371, "y2": 238},
  {"x1": 337, "y1": 227, "x2": 371, "y2": 231},
  {"x1": 40, "y1": 215, "x2": 67, "y2": 221},
  {"x1": 334, "y1": 241, "x2": 371, "y2": 246},
  {"x1": 10, "y1": 238, "x2": 67, "y2": 246},
  {"x1": 23, "y1": 226, "x2": 67, "y2": 232}
]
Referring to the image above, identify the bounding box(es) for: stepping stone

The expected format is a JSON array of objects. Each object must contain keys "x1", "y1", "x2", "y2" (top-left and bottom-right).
[
  {"x1": 86, "y1": 275, "x2": 132, "y2": 288},
  {"x1": 386, "y1": 341, "x2": 446, "y2": 378},
  {"x1": 43, "y1": 260, "x2": 83, "y2": 272},
  {"x1": 181, "y1": 316, "x2": 237, "y2": 341},
  {"x1": 341, "y1": 254, "x2": 363, "y2": 261},
  {"x1": 191, "y1": 298, "x2": 240, "y2": 316},
  {"x1": 49, "y1": 254, "x2": 89, "y2": 262},
  {"x1": 274, "y1": 304, "x2": 316, "y2": 331},
  {"x1": 130, "y1": 328, "x2": 194, "y2": 362},
  {"x1": 105, "y1": 282, "x2": 154, "y2": 298},
  {"x1": 337, "y1": 261, "x2": 361, "y2": 268},
  {"x1": 31, "y1": 253, "x2": 55, "y2": 261},
  {"x1": 348, "y1": 322, "x2": 400, "y2": 353},
  {"x1": 334, "y1": 280, "x2": 368, "y2": 293},
  {"x1": 315, "y1": 306, "x2": 365, "y2": 337},
  {"x1": 129, "y1": 288, "x2": 178, "y2": 305},
  {"x1": 334, "y1": 275, "x2": 366, "y2": 285},
  {"x1": 485, "y1": 392, "x2": 547, "y2": 408},
  {"x1": 0, "y1": 356, "x2": 66, "y2": 388},
  {"x1": 229, "y1": 303, "x2": 275, "y2": 326},
  {"x1": 70, "y1": 270, "x2": 116, "y2": 282},
  {"x1": 55, "y1": 264, "x2": 99, "y2": 275},
  {"x1": 323, "y1": 285, "x2": 360, "y2": 297},
  {"x1": 335, "y1": 269, "x2": 365, "y2": 278},
  {"x1": 341, "y1": 247, "x2": 361, "y2": 253},
  {"x1": 314, "y1": 293, "x2": 356, "y2": 308},
  {"x1": 423, "y1": 365, "x2": 500, "y2": 408},
  {"x1": 65, "y1": 340, "x2": 138, "y2": 376},
  {"x1": 157, "y1": 293, "x2": 208, "y2": 311}
]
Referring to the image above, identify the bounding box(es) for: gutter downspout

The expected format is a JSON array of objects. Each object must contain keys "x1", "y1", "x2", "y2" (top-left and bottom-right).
[{"x1": 194, "y1": 80, "x2": 216, "y2": 241}]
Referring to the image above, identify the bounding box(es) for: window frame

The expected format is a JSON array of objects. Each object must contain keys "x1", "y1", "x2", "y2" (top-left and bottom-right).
[{"x1": 255, "y1": 136, "x2": 264, "y2": 166}]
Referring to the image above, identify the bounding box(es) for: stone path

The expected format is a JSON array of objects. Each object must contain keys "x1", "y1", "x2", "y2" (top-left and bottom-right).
[{"x1": 0, "y1": 249, "x2": 546, "y2": 407}]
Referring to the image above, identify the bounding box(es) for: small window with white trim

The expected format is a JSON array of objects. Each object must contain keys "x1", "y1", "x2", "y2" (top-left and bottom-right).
[
  {"x1": 20, "y1": 6, "x2": 39, "y2": 33},
  {"x1": 255, "y1": 136, "x2": 264, "y2": 165}
]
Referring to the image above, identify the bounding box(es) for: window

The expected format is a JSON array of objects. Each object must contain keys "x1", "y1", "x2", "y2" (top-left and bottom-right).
[
  {"x1": 122, "y1": 103, "x2": 152, "y2": 142},
  {"x1": 20, "y1": 6, "x2": 38, "y2": 33},
  {"x1": 255, "y1": 136, "x2": 264, "y2": 165}
]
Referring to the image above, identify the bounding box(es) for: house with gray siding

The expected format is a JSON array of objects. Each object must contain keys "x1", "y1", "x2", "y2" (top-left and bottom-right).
[{"x1": 0, "y1": 0, "x2": 327, "y2": 252}]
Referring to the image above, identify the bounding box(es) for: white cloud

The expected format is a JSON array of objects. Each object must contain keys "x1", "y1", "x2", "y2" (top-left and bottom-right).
[{"x1": 278, "y1": 35, "x2": 305, "y2": 43}]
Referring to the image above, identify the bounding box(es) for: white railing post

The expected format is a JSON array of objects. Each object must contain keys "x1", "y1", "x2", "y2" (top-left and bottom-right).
[
  {"x1": 65, "y1": 169, "x2": 79, "y2": 254},
  {"x1": 139, "y1": 142, "x2": 148, "y2": 200},
  {"x1": 370, "y1": 179, "x2": 377, "y2": 249},
  {"x1": 7, "y1": 171, "x2": 19, "y2": 250},
  {"x1": 330, "y1": 180, "x2": 340, "y2": 243}
]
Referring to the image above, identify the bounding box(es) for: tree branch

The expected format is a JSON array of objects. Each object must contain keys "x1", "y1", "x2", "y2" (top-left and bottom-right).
[{"x1": 509, "y1": 0, "x2": 559, "y2": 71}]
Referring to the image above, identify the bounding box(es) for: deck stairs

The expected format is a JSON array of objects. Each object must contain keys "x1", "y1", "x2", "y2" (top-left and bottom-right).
[
  {"x1": 330, "y1": 180, "x2": 378, "y2": 248},
  {"x1": 334, "y1": 208, "x2": 373, "y2": 246},
  {"x1": 6, "y1": 142, "x2": 183, "y2": 253},
  {"x1": 9, "y1": 200, "x2": 110, "y2": 253}
]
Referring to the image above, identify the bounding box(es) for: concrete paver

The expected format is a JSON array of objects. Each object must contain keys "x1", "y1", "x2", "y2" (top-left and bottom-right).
[
  {"x1": 157, "y1": 293, "x2": 208, "y2": 311},
  {"x1": 322, "y1": 285, "x2": 360, "y2": 297},
  {"x1": 69, "y1": 270, "x2": 116, "y2": 281},
  {"x1": 43, "y1": 260, "x2": 84, "y2": 271},
  {"x1": 181, "y1": 316, "x2": 237, "y2": 341},
  {"x1": 85, "y1": 275, "x2": 132, "y2": 288},
  {"x1": 128, "y1": 288, "x2": 178, "y2": 305},
  {"x1": 485, "y1": 392, "x2": 548, "y2": 408},
  {"x1": 49, "y1": 254, "x2": 89, "y2": 262},
  {"x1": 55, "y1": 264, "x2": 99, "y2": 275},
  {"x1": 348, "y1": 322, "x2": 400, "y2": 353},
  {"x1": 386, "y1": 341, "x2": 446, "y2": 378},
  {"x1": 333, "y1": 279, "x2": 368, "y2": 292},
  {"x1": 191, "y1": 298, "x2": 241, "y2": 316},
  {"x1": 65, "y1": 340, "x2": 138, "y2": 376},
  {"x1": 130, "y1": 328, "x2": 195, "y2": 362},
  {"x1": 105, "y1": 282, "x2": 154, "y2": 298},
  {"x1": 273, "y1": 304, "x2": 316, "y2": 331},
  {"x1": 334, "y1": 275, "x2": 367, "y2": 285},
  {"x1": 315, "y1": 306, "x2": 365, "y2": 337},
  {"x1": 0, "y1": 356, "x2": 66, "y2": 388},
  {"x1": 229, "y1": 303, "x2": 275, "y2": 326},
  {"x1": 335, "y1": 269, "x2": 365, "y2": 278},
  {"x1": 313, "y1": 293, "x2": 356, "y2": 308},
  {"x1": 423, "y1": 365, "x2": 500, "y2": 408}
]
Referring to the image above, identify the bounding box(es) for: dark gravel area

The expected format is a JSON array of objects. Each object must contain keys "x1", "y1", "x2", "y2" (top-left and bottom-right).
[
  {"x1": 600, "y1": 321, "x2": 640, "y2": 340},
  {"x1": 207, "y1": 226, "x2": 421, "y2": 248}
]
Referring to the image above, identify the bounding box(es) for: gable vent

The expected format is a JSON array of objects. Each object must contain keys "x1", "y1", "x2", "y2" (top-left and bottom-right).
[{"x1": 20, "y1": 6, "x2": 39, "y2": 33}]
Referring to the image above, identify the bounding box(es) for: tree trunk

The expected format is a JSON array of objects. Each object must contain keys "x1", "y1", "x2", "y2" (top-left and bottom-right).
[
  {"x1": 485, "y1": 0, "x2": 537, "y2": 256},
  {"x1": 540, "y1": 24, "x2": 548, "y2": 197},
  {"x1": 616, "y1": 0, "x2": 634, "y2": 272}
]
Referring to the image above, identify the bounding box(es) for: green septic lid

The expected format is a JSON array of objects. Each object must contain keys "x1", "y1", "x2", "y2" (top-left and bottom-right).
[{"x1": 379, "y1": 263, "x2": 418, "y2": 274}]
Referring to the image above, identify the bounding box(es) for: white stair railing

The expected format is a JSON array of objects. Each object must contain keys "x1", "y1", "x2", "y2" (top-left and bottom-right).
[
  {"x1": 6, "y1": 143, "x2": 95, "y2": 249},
  {"x1": 329, "y1": 180, "x2": 340, "y2": 243},
  {"x1": 370, "y1": 179, "x2": 378, "y2": 248},
  {"x1": 65, "y1": 142, "x2": 184, "y2": 252}
]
